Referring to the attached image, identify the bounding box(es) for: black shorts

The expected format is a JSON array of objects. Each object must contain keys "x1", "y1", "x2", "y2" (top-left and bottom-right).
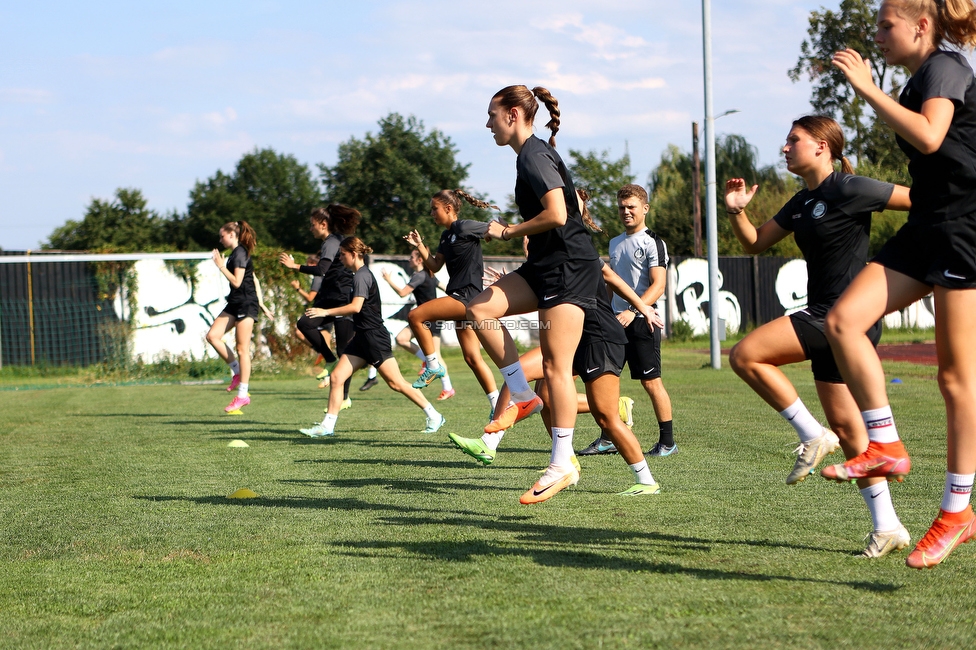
[
  {"x1": 573, "y1": 337, "x2": 625, "y2": 383},
  {"x1": 343, "y1": 328, "x2": 394, "y2": 368},
  {"x1": 448, "y1": 284, "x2": 483, "y2": 307},
  {"x1": 623, "y1": 314, "x2": 662, "y2": 380},
  {"x1": 391, "y1": 304, "x2": 444, "y2": 336},
  {"x1": 224, "y1": 302, "x2": 258, "y2": 320},
  {"x1": 874, "y1": 215, "x2": 976, "y2": 288},
  {"x1": 513, "y1": 258, "x2": 602, "y2": 310},
  {"x1": 790, "y1": 307, "x2": 882, "y2": 384}
]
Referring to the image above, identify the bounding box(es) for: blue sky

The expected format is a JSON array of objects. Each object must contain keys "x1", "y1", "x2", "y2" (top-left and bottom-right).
[{"x1": 2, "y1": 0, "x2": 829, "y2": 250}]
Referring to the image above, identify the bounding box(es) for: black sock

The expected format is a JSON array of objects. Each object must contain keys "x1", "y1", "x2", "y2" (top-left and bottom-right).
[{"x1": 658, "y1": 420, "x2": 674, "y2": 447}]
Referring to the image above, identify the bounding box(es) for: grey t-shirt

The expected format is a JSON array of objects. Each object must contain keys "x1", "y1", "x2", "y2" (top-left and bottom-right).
[{"x1": 608, "y1": 229, "x2": 669, "y2": 314}]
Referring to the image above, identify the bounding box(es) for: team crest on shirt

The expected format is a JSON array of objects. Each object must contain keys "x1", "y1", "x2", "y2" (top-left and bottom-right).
[
  {"x1": 450, "y1": 234, "x2": 457, "y2": 243},
  {"x1": 635, "y1": 248, "x2": 645, "y2": 260},
  {"x1": 811, "y1": 201, "x2": 827, "y2": 219}
]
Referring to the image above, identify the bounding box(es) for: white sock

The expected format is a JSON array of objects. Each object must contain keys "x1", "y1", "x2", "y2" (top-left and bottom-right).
[
  {"x1": 321, "y1": 413, "x2": 338, "y2": 430},
  {"x1": 423, "y1": 404, "x2": 439, "y2": 419},
  {"x1": 500, "y1": 362, "x2": 534, "y2": 401},
  {"x1": 237, "y1": 383, "x2": 249, "y2": 399},
  {"x1": 629, "y1": 460, "x2": 655, "y2": 485},
  {"x1": 551, "y1": 427, "x2": 575, "y2": 467},
  {"x1": 425, "y1": 353, "x2": 441, "y2": 371},
  {"x1": 778, "y1": 398, "x2": 823, "y2": 443},
  {"x1": 482, "y1": 431, "x2": 505, "y2": 451},
  {"x1": 229, "y1": 360, "x2": 241, "y2": 375},
  {"x1": 487, "y1": 390, "x2": 500, "y2": 414},
  {"x1": 862, "y1": 406, "x2": 899, "y2": 443},
  {"x1": 859, "y1": 482, "x2": 901, "y2": 531},
  {"x1": 441, "y1": 374, "x2": 453, "y2": 391},
  {"x1": 368, "y1": 366, "x2": 377, "y2": 380},
  {"x1": 941, "y1": 472, "x2": 975, "y2": 513},
  {"x1": 414, "y1": 348, "x2": 426, "y2": 362}
]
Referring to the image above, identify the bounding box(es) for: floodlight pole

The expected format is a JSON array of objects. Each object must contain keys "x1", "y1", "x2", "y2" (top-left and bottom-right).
[{"x1": 702, "y1": 0, "x2": 721, "y2": 369}]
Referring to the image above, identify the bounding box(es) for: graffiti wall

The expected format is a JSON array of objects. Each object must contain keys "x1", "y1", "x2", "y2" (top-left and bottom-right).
[
  {"x1": 122, "y1": 258, "x2": 537, "y2": 362},
  {"x1": 669, "y1": 256, "x2": 935, "y2": 336}
]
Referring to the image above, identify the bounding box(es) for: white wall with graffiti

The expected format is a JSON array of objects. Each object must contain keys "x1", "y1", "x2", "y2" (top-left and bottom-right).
[
  {"x1": 121, "y1": 258, "x2": 537, "y2": 363},
  {"x1": 667, "y1": 257, "x2": 935, "y2": 336}
]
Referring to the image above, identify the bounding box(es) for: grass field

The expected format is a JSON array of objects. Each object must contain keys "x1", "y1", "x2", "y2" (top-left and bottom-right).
[{"x1": 1, "y1": 344, "x2": 973, "y2": 649}]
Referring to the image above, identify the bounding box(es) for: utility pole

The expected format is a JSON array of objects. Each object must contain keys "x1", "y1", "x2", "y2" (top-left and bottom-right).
[{"x1": 692, "y1": 122, "x2": 702, "y2": 258}]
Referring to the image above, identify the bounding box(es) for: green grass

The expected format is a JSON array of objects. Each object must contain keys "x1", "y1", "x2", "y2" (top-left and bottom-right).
[{"x1": 0, "y1": 347, "x2": 971, "y2": 648}]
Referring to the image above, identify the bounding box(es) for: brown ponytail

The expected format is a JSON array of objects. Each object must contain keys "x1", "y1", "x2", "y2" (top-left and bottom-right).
[
  {"x1": 432, "y1": 189, "x2": 499, "y2": 215},
  {"x1": 575, "y1": 188, "x2": 601, "y2": 232},
  {"x1": 222, "y1": 220, "x2": 257, "y2": 253},
  {"x1": 893, "y1": 0, "x2": 976, "y2": 48},
  {"x1": 339, "y1": 236, "x2": 372, "y2": 258},
  {"x1": 492, "y1": 84, "x2": 562, "y2": 147},
  {"x1": 326, "y1": 203, "x2": 361, "y2": 236},
  {"x1": 532, "y1": 87, "x2": 560, "y2": 147},
  {"x1": 791, "y1": 115, "x2": 853, "y2": 174}
]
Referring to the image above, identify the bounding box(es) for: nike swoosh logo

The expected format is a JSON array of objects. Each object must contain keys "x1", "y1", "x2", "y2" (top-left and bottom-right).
[
  {"x1": 543, "y1": 294, "x2": 558, "y2": 300},
  {"x1": 587, "y1": 367, "x2": 599, "y2": 373},
  {"x1": 944, "y1": 270, "x2": 968, "y2": 280},
  {"x1": 506, "y1": 371, "x2": 517, "y2": 376},
  {"x1": 533, "y1": 484, "x2": 557, "y2": 497},
  {"x1": 805, "y1": 198, "x2": 814, "y2": 204},
  {"x1": 870, "y1": 492, "x2": 882, "y2": 499},
  {"x1": 865, "y1": 462, "x2": 887, "y2": 471},
  {"x1": 643, "y1": 369, "x2": 654, "y2": 375},
  {"x1": 556, "y1": 434, "x2": 570, "y2": 438}
]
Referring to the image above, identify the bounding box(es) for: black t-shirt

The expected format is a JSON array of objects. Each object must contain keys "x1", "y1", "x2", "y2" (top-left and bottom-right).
[
  {"x1": 352, "y1": 265, "x2": 384, "y2": 331},
  {"x1": 773, "y1": 172, "x2": 893, "y2": 309},
  {"x1": 225, "y1": 246, "x2": 257, "y2": 306},
  {"x1": 301, "y1": 234, "x2": 353, "y2": 306},
  {"x1": 407, "y1": 270, "x2": 438, "y2": 305},
  {"x1": 898, "y1": 49, "x2": 976, "y2": 223},
  {"x1": 436, "y1": 219, "x2": 488, "y2": 296},
  {"x1": 582, "y1": 270, "x2": 628, "y2": 346},
  {"x1": 515, "y1": 136, "x2": 599, "y2": 270}
]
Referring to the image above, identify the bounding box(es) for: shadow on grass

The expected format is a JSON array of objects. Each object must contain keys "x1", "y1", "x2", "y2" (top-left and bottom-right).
[
  {"x1": 132, "y1": 494, "x2": 486, "y2": 518},
  {"x1": 131, "y1": 494, "x2": 900, "y2": 592},
  {"x1": 333, "y1": 536, "x2": 900, "y2": 593},
  {"x1": 277, "y1": 475, "x2": 516, "y2": 494}
]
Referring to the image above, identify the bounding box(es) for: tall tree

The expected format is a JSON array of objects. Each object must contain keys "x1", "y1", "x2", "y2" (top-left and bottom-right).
[
  {"x1": 568, "y1": 149, "x2": 636, "y2": 252},
  {"x1": 789, "y1": 0, "x2": 907, "y2": 178},
  {"x1": 45, "y1": 188, "x2": 169, "y2": 251},
  {"x1": 647, "y1": 137, "x2": 795, "y2": 257},
  {"x1": 184, "y1": 148, "x2": 323, "y2": 251},
  {"x1": 320, "y1": 114, "x2": 492, "y2": 254}
]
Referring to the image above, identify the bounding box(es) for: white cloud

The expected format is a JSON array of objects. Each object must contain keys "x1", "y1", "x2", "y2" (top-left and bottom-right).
[{"x1": 535, "y1": 13, "x2": 650, "y2": 61}]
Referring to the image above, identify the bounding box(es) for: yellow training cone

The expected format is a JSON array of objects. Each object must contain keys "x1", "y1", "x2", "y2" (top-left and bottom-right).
[
  {"x1": 227, "y1": 488, "x2": 259, "y2": 499},
  {"x1": 227, "y1": 440, "x2": 249, "y2": 448}
]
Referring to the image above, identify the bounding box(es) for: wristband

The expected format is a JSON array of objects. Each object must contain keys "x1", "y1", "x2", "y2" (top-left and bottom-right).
[
  {"x1": 726, "y1": 207, "x2": 743, "y2": 215},
  {"x1": 628, "y1": 306, "x2": 640, "y2": 315}
]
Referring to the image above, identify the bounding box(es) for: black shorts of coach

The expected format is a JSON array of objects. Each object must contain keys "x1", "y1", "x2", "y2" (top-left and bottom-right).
[
  {"x1": 790, "y1": 306, "x2": 881, "y2": 384},
  {"x1": 573, "y1": 337, "x2": 625, "y2": 384},
  {"x1": 343, "y1": 328, "x2": 394, "y2": 369},
  {"x1": 513, "y1": 258, "x2": 602, "y2": 311},
  {"x1": 624, "y1": 314, "x2": 662, "y2": 381}
]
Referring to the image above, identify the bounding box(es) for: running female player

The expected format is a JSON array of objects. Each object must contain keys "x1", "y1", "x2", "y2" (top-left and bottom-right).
[
  {"x1": 450, "y1": 263, "x2": 663, "y2": 497},
  {"x1": 725, "y1": 115, "x2": 912, "y2": 557},
  {"x1": 824, "y1": 0, "x2": 976, "y2": 568},
  {"x1": 206, "y1": 221, "x2": 259, "y2": 413},
  {"x1": 382, "y1": 248, "x2": 454, "y2": 400},
  {"x1": 299, "y1": 237, "x2": 446, "y2": 438},
  {"x1": 403, "y1": 189, "x2": 500, "y2": 412},
  {"x1": 280, "y1": 205, "x2": 361, "y2": 402},
  {"x1": 468, "y1": 85, "x2": 605, "y2": 503}
]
